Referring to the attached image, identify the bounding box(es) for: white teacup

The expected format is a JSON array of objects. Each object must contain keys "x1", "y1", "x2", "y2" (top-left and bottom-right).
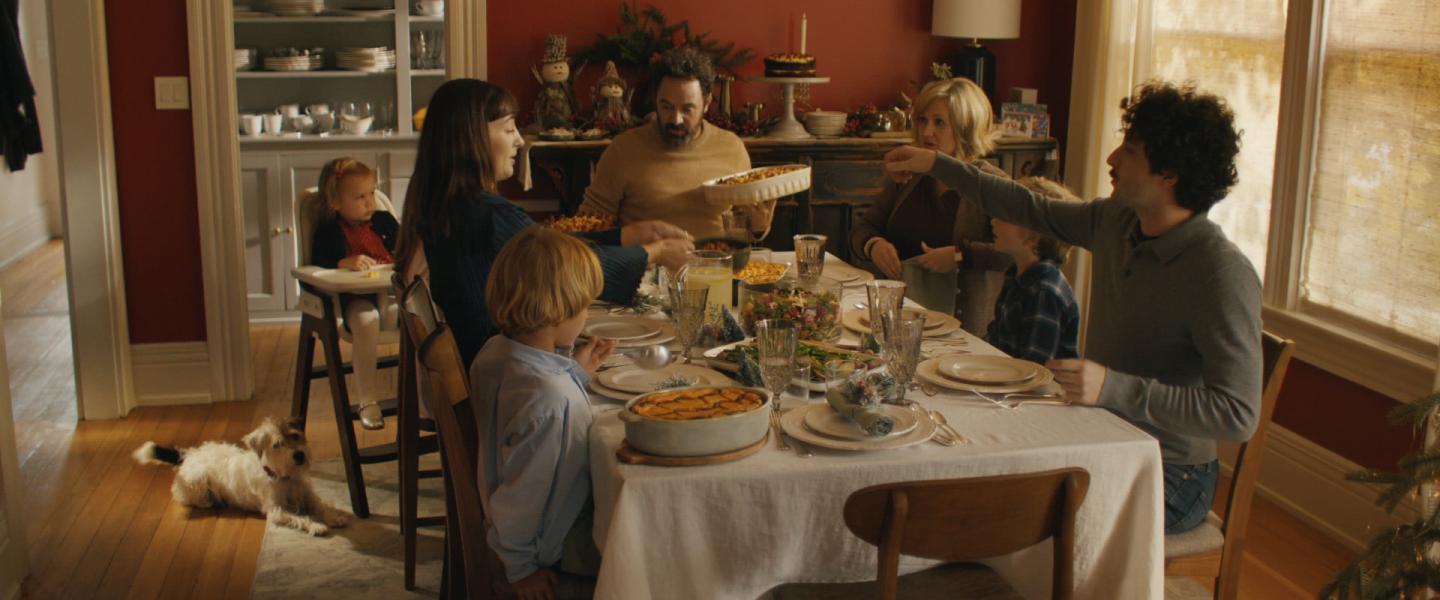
[
  {"x1": 276, "y1": 103, "x2": 301, "y2": 118},
  {"x1": 263, "y1": 113, "x2": 285, "y2": 134},
  {"x1": 291, "y1": 115, "x2": 315, "y2": 133},
  {"x1": 240, "y1": 114, "x2": 264, "y2": 136},
  {"x1": 306, "y1": 103, "x2": 331, "y2": 115},
  {"x1": 414, "y1": 0, "x2": 444, "y2": 16},
  {"x1": 341, "y1": 115, "x2": 375, "y2": 135}
]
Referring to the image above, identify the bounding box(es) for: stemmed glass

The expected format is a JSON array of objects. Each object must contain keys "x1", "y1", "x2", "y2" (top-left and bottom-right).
[
  {"x1": 879, "y1": 314, "x2": 925, "y2": 405},
  {"x1": 864, "y1": 280, "x2": 907, "y2": 343},
  {"x1": 755, "y1": 319, "x2": 798, "y2": 413},
  {"x1": 669, "y1": 280, "x2": 709, "y2": 364}
]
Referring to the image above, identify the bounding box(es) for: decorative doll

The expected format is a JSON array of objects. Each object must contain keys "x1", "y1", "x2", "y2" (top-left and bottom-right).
[
  {"x1": 532, "y1": 34, "x2": 580, "y2": 130},
  {"x1": 590, "y1": 60, "x2": 633, "y2": 131}
]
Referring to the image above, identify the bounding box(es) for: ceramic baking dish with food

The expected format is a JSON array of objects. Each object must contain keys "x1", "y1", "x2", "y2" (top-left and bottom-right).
[
  {"x1": 618, "y1": 386, "x2": 772, "y2": 457},
  {"x1": 701, "y1": 164, "x2": 812, "y2": 206}
]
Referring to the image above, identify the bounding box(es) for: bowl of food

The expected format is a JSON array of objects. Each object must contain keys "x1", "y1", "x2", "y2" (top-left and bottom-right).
[
  {"x1": 619, "y1": 386, "x2": 772, "y2": 456},
  {"x1": 738, "y1": 275, "x2": 842, "y2": 342},
  {"x1": 538, "y1": 127, "x2": 576, "y2": 141},
  {"x1": 702, "y1": 164, "x2": 811, "y2": 206}
]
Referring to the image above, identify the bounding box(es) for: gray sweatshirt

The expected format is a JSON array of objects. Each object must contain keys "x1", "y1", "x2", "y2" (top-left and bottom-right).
[{"x1": 931, "y1": 154, "x2": 1263, "y2": 465}]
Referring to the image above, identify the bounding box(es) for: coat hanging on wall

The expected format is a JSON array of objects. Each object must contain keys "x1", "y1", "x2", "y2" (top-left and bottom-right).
[{"x1": 1, "y1": 0, "x2": 43, "y2": 172}]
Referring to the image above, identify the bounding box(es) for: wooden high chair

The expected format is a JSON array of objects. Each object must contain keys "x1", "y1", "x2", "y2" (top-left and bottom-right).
[{"x1": 289, "y1": 186, "x2": 404, "y2": 518}]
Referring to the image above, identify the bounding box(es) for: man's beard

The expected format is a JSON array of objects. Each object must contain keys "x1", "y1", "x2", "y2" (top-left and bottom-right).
[{"x1": 658, "y1": 119, "x2": 700, "y2": 148}]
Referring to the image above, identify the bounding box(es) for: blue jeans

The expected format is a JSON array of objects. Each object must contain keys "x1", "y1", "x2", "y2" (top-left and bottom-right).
[{"x1": 1164, "y1": 460, "x2": 1219, "y2": 534}]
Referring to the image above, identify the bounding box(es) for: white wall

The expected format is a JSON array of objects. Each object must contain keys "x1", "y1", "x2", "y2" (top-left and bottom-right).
[{"x1": 0, "y1": 0, "x2": 61, "y2": 268}]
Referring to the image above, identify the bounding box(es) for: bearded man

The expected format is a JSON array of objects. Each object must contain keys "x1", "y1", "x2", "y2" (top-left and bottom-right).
[{"x1": 577, "y1": 48, "x2": 773, "y2": 240}]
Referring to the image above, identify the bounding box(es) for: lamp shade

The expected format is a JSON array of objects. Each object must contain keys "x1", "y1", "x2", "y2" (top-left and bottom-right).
[{"x1": 932, "y1": 0, "x2": 1022, "y2": 39}]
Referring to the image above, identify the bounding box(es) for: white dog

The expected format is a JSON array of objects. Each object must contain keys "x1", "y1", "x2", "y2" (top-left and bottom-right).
[{"x1": 133, "y1": 417, "x2": 351, "y2": 536}]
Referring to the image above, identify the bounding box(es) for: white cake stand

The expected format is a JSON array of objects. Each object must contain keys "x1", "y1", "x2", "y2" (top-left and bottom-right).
[{"x1": 756, "y1": 76, "x2": 831, "y2": 139}]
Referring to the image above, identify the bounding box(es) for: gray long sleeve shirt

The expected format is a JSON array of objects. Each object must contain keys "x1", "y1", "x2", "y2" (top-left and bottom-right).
[{"x1": 931, "y1": 154, "x2": 1263, "y2": 465}]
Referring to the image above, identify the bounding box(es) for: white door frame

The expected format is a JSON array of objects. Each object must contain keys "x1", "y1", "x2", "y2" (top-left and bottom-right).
[
  {"x1": 183, "y1": 0, "x2": 487, "y2": 403},
  {"x1": 50, "y1": 0, "x2": 134, "y2": 419}
]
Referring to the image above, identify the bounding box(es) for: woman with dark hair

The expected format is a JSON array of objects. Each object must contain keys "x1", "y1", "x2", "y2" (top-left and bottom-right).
[{"x1": 396, "y1": 79, "x2": 692, "y2": 366}]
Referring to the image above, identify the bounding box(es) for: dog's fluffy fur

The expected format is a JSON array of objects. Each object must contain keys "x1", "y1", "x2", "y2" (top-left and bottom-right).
[{"x1": 134, "y1": 418, "x2": 351, "y2": 536}]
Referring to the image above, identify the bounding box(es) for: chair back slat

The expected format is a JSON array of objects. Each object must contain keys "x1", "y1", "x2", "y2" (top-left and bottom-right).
[
  {"x1": 843, "y1": 468, "x2": 1090, "y2": 600},
  {"x1": 1214, "y1": 331, "x2": 1294, "y2": 597}
]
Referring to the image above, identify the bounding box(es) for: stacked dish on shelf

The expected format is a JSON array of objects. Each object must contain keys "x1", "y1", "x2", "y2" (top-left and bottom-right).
[
  {"x1": 267, "y1": 0, "x2": 325, "y2": 16},
  {"x1": 336, "y1": 47, "x2": 396, "y2": 73},
  {"x1": 263, "y1": 50, "x2": 323, "y2": 72},
  {"x1": 803, "y1": 110, "x2": 847, "y2": 136},
  {"x1": 234, "y1": 48, "x2": 256, "y2": 71}
]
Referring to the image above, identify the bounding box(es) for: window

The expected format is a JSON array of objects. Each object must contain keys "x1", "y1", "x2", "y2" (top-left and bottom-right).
[{"x1": 1138, "y1": 0, "x2": 1439, "y2": 396}]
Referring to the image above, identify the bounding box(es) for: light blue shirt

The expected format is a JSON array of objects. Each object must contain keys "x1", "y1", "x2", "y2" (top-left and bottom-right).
[{"x1": 469, "y1": 335, "x2": 594, "y2": 583}]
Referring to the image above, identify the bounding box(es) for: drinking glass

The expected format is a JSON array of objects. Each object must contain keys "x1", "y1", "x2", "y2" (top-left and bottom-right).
[
  {"x1": 864, "y1": 280, "x2": 907, "y2": 342},
  {"x1": 669, "y1": 280, "x2": 710, "y2": 364},
  {"x1": 722, "y1": 209, "x2": 754, "y2": 245},
  {"x1": 784, "y1": 365, "x2": 813, "y2": 409},
  {"x1": 684, "y1": 250, "x2": 733, "y2": 308},
  {"x1": 793, "y1": 234, "x2": 827, "y2": 279},
  {"x1": 824, "y1": 358, "x2": 869, "y2": 399},
  {"x1": 755, "y1": 319, "x2": 798, "y2": 414},
  {"x1": 879, "y1": 314, "x2": 926, "y2": 405},
  {"x1": 412, "y1": 31, "x2": 430, "y2": 69}
]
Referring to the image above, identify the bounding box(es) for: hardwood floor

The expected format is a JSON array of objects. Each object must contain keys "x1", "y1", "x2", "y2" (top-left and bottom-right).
[{"x1": 5, "y1": 239, "x2": 1355, "y2": 598}]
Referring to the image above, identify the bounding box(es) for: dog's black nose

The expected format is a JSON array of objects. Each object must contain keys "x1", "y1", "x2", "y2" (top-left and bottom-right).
[{"x1": 293, "y1": 451, "x2": 306, "y2": 465}]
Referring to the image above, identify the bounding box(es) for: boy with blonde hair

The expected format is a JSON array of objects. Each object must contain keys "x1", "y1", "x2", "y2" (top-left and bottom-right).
[
  {"x1": 471, "y1": 226, "x2": 614, "y2": 598},
  {"x1": 985, "y1": 177, "x2": 1082, "y2": 363}
]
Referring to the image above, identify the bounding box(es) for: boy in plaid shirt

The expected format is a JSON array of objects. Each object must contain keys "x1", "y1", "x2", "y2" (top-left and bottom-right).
[{"x1": 984, "y1": 177, "x2": 1082, "y2": 363}]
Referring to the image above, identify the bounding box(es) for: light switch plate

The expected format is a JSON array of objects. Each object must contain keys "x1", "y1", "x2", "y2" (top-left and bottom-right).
[{"x1": 154, "y1": 76, "x2": 190, "y2": 110}]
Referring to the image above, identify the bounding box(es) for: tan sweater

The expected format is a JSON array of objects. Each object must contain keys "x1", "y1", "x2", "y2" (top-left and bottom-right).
[{"x1": 578, "y1": 122, "x2": 751, "y2": 239}]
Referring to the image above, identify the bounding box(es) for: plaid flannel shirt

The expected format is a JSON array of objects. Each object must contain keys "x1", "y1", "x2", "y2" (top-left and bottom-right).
[{"x1": 985, "y1": 259, "x2": 1080, "y2": 364}]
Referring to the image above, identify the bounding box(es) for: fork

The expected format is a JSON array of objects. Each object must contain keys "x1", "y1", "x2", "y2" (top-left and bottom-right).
[
  {"x1": 771, "y1": 410, "x2": 793, "y2": 452},
  {"x1": 968, "y1": 387, "x2": 1020, "y2": 410}
]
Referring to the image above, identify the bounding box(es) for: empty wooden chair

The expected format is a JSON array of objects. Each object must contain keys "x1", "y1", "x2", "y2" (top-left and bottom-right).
[
  {"x1": 777, "y1": 468, "x2": 1090, "y2": 600},
  {"x1": 1164, "y1": 331, "x2": 1296, "y2": 599}
]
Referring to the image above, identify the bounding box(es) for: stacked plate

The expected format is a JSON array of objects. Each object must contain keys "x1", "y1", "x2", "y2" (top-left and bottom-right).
[
  {"x1": 234, "y1": 48, "x2": 256, "y2": 71},
  {"x1": 589, "y1": 364, "x2": 734, "y2": 402},
  {"x1": 264, "y1": 54, "x2": 322, "y2": 71},
  {"x1": 916, "y1": 354, "x2": 1055, "y2": 394},
  {"x1": 337, "y1": 47, "x2": 396, "y2": 72},
  {"x1": 780, "y1": 403, "x2": 938, "y2": 451},
  {"x1": 841, "y1": 307, "x2": 961, "y2": 338},
  {"x1": 803, "y1": 110, "x2": 848, "y2": 136},
  {"x1": 579, "y1": 316, "x2": 675, "y2": 348},
  {"x1": 268, "y1": 0, "x2": 325, "y2": 16}
]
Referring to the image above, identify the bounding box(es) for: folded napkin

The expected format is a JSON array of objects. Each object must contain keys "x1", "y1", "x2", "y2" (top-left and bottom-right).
[{"x1": 824, "y1": 374, "x2": 895, "y2": 437}]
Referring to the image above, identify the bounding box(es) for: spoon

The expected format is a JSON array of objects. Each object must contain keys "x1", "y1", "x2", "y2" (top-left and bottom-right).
[{"x1": 617, "y1": 344, "x2": 673, "y2": 370}]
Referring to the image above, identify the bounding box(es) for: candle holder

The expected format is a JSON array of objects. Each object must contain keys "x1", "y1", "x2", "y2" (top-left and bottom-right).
[{"x1": 755, "y1": 76, "x2": 831, "y2": 139}]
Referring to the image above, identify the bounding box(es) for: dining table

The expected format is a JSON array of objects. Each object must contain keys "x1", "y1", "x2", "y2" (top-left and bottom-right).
[{"x1": 584, "y1": 252, "x2": 1165, "y2": 599}]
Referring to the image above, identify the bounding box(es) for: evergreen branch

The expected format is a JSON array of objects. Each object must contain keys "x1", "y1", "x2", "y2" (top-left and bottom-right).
[
  {"x1": 1389, "y1": 391, "x2": 1440, "y2": 427},
  {"x1": 1345, "y1": 469, "x2": 1407, "y2": 484}
]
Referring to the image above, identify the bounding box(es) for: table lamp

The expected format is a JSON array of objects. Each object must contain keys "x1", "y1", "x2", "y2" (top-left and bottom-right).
[{"x1": 931, "y1": 0, "x2": 1022, "y2": 103}]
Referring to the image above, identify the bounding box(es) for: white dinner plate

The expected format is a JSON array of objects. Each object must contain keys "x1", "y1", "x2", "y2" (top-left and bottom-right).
[
  {"x1": 802, "y1": 403, "x2": 918, "y2": 441},
  {"x1": 916, "y1": 355, "x2": 1055, "y2": 393},
  {"x1": 781, "y1": 404, "x2": 937, "y2": 451},
  {"x1": 936, "y1": 354, "x2": 1040, "y2": 385},
  {"x1": 857, "y1": 307, "x2": 947, "y2": 330},
  {"x1": 824, "y1": 263, "x2": 874, "y2": 285},
  {"x1": 588, "y1": 379, "x2": 637, "y2": 403},
  {"x1": 581, "y1": 320, "x2": 675, "y2": 348},
  {"x1": 583, "y1": 317, "x2": 661, "y2": 342},
  {"x1": 597, "y1": 364, "x2": 734, "y2": 393},
  {"x1": 842, "y1": 308, "x2": 960, "y2": 338}
]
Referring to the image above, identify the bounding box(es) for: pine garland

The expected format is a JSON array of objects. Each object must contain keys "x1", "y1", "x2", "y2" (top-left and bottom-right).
[{"x1": 1322, "y1": 391, "x2": 1440, "y2": 599}]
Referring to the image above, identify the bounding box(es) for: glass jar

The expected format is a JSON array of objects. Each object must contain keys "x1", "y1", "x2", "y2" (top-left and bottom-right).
[{"x1": 738, "y1": 274, "x2": 842, "y2": 343}]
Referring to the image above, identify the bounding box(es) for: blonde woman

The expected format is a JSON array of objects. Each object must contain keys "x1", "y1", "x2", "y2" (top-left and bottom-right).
[{"x1": 849, "y1": 78, "x2": 1010, "y2": 333}]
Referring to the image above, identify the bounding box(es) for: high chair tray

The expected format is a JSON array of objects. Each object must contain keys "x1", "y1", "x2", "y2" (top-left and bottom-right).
[{"x1": 292, "y1": 264, "x2": 395, "y2": 293}]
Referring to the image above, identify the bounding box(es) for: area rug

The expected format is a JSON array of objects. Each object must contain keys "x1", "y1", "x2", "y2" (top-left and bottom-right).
[{"x1": 251, "y1": 459, "x2": 447, "y2": 599}]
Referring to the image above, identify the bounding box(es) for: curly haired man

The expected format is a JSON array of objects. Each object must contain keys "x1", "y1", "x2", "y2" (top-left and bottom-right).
[{"x1": 884, "y1": 81, "x2": 1262, "y2": 534}]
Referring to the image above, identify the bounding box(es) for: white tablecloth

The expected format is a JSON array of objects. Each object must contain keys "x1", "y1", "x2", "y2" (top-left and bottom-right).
[{"x1": 586, "y1": 257, "x2": 1165, "y2": 599}]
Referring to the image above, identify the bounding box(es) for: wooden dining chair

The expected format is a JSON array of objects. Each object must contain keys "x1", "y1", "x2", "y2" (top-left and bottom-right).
[
  {"x1": 400, "y1": 276, "x2": 508, "y2": 599},
  {"x1": 777, "y1": 468, "x2": 1090, "y2": 600},
  {"x1": 1164, "y1": 331, "x2": 1296, "y2": 599},
  {"x1": 393, "y1": 267, "x2": 445, "y2": 591}
]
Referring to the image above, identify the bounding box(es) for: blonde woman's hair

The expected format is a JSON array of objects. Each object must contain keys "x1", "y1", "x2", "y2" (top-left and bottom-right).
[
  {"x1": 911, "y1": 78, "x2": 998, "y2": 160},
  {"x1": 486, "y1": 226, "x2": 604, "y2": 336},
  {"x1": 317, "y1": 157, "x2": 376, "y2": 212},
  {"x1": 1015, "y1": 176, "x2": 1083, "y2": 264}
]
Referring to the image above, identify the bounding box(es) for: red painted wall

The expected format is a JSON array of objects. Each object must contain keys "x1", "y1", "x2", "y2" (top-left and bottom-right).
[
  {"x1": 105, "y1": 0, "x2": 208, "y2": 343},
  {"x1": 1273, "y1": 360, "x2": 1421, "y2": 471},
  {"x1": 487, "y1": 0, "x2": 1076, "y2": 154}
]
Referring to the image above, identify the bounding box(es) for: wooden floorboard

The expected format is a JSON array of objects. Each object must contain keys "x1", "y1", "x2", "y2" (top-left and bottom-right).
[{"x1": 7, "y1": 239, "x2": 1362, "y2": 598}]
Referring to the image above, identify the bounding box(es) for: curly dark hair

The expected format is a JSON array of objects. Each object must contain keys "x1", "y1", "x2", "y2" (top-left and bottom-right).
[
  {"x1": 654, "y1": 47, "x2": 715, "y2": 97},
  {"x1": 1120, "y1": 81, "x2": 1241, "y2": 213}
]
